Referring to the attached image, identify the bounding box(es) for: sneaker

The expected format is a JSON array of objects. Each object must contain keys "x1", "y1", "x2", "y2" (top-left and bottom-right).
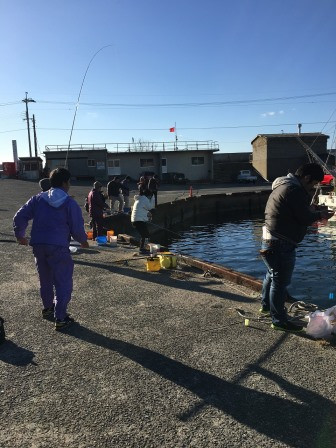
[
  {"x1": 271, "y1": 322, "x2": 304, "y2": 333},
  {"x1": 55, "y1": 315, "x2": 75, "y2": 331},
  {"x1": 259, "y1": 307, "x2": 271, "y2": 316},
  {"x1": 42, "y1": 305, "x2": 55, "y2": 320}
]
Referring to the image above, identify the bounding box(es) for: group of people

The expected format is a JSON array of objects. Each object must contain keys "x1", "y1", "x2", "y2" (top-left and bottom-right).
[
  {"x1": 11, "y1": 162, "x2": 335, "y2": 335},
  {"x1": 87, "y1": 174, "x2": 159, "y2": 241}
]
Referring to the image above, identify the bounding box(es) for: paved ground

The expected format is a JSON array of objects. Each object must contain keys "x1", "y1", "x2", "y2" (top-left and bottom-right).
[{"x1": 1, "y1": 179, "x2": 336, "y2": 448}]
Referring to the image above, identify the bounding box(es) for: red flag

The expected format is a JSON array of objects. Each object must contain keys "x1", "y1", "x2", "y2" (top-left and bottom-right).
[{"x1": 169, "y1": 127, "x2": 175, "y2": 132}]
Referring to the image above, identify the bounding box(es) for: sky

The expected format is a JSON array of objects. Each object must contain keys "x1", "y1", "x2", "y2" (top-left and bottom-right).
[{"x1": 0, "y1": 0, "x2": 336, "y2": 163}]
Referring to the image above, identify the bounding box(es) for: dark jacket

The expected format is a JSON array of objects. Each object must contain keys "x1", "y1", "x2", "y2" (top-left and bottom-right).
[
  {"x1": 88, "y1": 189, "x2": 105, "y2": 217},
  {"x1": 148, "y1": 177, "x2": 159, "y2": 192},
  {"x1": 107, "y1": 180, "x2": 120, "y2": 197},
  {"x1": 120, "y1": 179, "x2": 130, "y2": 196},
  {"x1": 265, "y1": 174, "x2": 322, "y2": 245}
]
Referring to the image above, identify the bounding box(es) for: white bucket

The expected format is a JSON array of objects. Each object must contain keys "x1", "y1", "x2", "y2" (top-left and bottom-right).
[
  {"x1": 109, "y1": 235, "x2": 118, "y2": 247},
  {"x1": 148, "y1": 243, "x2": 160, "y2": 256}
]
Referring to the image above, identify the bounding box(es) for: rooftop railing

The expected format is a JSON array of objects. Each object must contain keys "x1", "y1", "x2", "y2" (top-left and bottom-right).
[{"x1": 45, "y1": 140, "x2": 220, "y2": 153}]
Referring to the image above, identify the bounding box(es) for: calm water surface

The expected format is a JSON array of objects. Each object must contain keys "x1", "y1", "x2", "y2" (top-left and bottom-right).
[{"x1": 168, "y1": 218, "x2": 336, "y2": 307}]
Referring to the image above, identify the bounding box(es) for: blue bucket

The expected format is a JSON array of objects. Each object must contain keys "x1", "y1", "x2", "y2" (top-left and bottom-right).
[
  {"x1": 124, "y1": 207, "x2": 131, "y2": 214},
  {"x1": 96, "y1": 236, "x2": 107, "y2": 245}
]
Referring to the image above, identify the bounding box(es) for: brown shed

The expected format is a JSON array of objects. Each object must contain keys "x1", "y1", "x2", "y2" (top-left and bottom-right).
[{"x1": 251, "y1": 133, "x2": 330, "y2": 181}]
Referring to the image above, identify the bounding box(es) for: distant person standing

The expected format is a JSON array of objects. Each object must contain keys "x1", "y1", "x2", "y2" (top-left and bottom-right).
[
  {"x1": 107, "y1": 176, "x2": 124, "y2": 212},
  {"x1": 13, "y1": 168, "x2": 89, "y2": 331},
  {"x1": 148, "y1": 174, "x2": 160, "y2": 207},
  {"x1": 87, "y1": 181, "x2": 106, "y2": 239},
  {"x1": 131, "y1": 189, "x2": 155, "y2": 254},
  {"x1": 137, "y1": 176, "x2": 146, "y2": 195},
  {"x1": 120, "y1": 176, "x2": 131, "y2": 210}
]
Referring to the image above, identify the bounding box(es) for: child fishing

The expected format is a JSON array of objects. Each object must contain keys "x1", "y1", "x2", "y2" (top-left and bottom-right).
[{"x1": 13, "y1": 168, "x2": 89, "y2": 330}]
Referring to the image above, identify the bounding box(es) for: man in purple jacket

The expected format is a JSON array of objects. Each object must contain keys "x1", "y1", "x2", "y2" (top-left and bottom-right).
[{"x1": 13, "y1": 168, "x2": 89, "y2": 331}]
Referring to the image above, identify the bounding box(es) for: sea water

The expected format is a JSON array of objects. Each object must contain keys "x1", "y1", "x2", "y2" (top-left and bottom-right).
[{"x1": 168, "y1": 218, "x2": 336, "y2": 308}]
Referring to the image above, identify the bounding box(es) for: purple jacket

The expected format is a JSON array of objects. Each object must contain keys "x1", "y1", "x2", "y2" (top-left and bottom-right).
[{"x1": 13, "y1": 188, "x2": 87, "y2": 247}]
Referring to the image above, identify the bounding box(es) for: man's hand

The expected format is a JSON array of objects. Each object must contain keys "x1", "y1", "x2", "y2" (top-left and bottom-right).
[
  {"x1": 17, "y1": 237, "x2": 28, "y2": 245},
  {"x1": 80, "y1": 241, "x2": 90, "y2": 248}
]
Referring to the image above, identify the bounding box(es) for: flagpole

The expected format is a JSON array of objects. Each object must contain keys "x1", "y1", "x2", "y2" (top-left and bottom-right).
[{"x1": 175, "y1": 122, "x2": 177, "y2": 150}]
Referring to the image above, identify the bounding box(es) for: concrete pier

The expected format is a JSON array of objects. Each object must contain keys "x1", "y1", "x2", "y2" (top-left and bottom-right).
[{"x1": 1, "y1": 179, "x2": 336, "y2": 448}]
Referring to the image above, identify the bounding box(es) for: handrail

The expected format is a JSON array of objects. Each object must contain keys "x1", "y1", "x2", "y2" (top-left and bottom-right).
[{"x1": 45, "y1": 140, "x2": 220, "y2": 152}]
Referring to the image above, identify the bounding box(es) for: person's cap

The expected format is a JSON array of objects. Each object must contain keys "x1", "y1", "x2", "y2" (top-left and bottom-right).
[
  {"x1": 93, "y1": 181, "x2": 102, "y2": 189},
  {"x1": 39, "y1": 178, "x2": 51, "y2": 192}
]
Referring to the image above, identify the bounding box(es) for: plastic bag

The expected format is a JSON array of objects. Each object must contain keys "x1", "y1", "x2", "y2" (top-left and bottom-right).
[{"x1": 306, "y1": 305, "x2": 336, "y2": 339}]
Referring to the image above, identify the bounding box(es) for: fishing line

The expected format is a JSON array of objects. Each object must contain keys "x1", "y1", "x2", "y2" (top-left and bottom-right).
[{"x1": 64, "y1": 45, "x2": 113, "y2": 169}]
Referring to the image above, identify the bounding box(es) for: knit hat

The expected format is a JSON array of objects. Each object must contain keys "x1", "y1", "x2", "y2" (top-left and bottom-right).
[{"x1": 39, "y1": 178, "x2": 51, "y2": 192}]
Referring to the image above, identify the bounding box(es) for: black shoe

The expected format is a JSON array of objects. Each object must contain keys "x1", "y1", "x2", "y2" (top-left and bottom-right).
[
  {"x1": 271, "y1": 321, "x2": 304, "y2": 333},
  {"x1": 42, "y1": 305, "x2": 55, "y2": 320},
  {"x1": 0, "y1": 317, "x2": 5, "y2": 344},
  {"x1": 55, "y1": 315, "x2": 75, "y2": 331}
]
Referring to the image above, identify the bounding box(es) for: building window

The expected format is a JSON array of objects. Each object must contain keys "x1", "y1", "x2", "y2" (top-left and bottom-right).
[
  {"x1": 191, "y1": 156, "x2": 204, "y2": 165},
  {"x1": 140, "y1": 158, "x2": 154, "y2": 167},
  {"x1": 108, "y1": 159, "x2": 120, "y2": 167},
  {"x1": 87, "y1": 159, "x2": 96, "y2": 167}
]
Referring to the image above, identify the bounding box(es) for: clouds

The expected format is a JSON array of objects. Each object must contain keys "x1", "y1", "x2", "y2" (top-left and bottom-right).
[{"x1": 261, "y1": 110, "x2": 284, "y2": 117}]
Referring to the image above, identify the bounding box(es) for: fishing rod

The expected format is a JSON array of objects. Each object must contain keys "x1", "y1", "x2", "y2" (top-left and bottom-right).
[
  {"x1": 64, "y1": 45, "x2": 113, "y2": 169},
  {"x1": 148, "y1": 221, "x2": 184, "y2": 238}
]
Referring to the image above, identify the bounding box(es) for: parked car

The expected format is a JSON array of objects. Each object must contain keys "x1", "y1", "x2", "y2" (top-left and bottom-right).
[
  {"x1": 237, "y1": 170, "x2": 257, "y2": 183},
  {"x1": 161, "y1": 172, "x2": 188, "y2": 184},
  {"x1": 320, "y1": 174, "x2": 334, "y2": 186}
]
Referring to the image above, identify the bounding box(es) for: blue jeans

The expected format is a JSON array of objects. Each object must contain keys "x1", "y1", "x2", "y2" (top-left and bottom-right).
[{"x1": 260, "y1": 239, "x2": 296, "y2": 325}]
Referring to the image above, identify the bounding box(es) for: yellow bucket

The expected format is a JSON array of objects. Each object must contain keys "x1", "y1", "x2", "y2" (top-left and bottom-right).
[
  {"x1": 107, "y1": 230, "x2": 115, "y2": 238},
  {"x1": 158, "y1": 252, "x2": 177, "y2": 269},
  {"x1": 146, "y1": 257, "x2": 161, "y2": 272}
]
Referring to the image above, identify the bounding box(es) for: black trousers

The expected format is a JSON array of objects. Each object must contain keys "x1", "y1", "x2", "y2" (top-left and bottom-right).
[
  {"x1": 132, "y1": 221, "x2": 150, "y2": 249},
  {"x1": 91, "y1": 214, "x2": 104, "y2": 239}
]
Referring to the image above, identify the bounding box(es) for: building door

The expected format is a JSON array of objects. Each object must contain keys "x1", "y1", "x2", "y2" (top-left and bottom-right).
[
  {"x1": 161, "y1": 158, "x2": 167, "y2": 174},
  {"x1": 108, "y1": 159, "x2": 121, "y2": 176}
]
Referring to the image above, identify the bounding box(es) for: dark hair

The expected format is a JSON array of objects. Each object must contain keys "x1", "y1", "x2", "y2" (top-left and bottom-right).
[
  {"x1": 295, "y1": 163, "x2": 324, "y2": 182},
  {"x1": 50, "y1": 168, "x2": 71, "y2": 188},
  {"x1": 142, "y1": 188, "x2": 153, "y2": 197}
]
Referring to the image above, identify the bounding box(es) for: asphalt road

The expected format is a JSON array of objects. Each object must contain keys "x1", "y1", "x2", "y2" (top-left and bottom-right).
[{"x1": 1, "y1": 179, "x2": 336, "y2": 448}]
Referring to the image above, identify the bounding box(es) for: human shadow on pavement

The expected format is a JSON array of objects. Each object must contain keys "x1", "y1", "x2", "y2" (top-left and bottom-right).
[
  {"x1": 0, "y1": 340, "x2": 37, "y2": 366},
  {"x1": 74, "y1": 259, "x2": 255, "y2": 304},
  {"x1": 65, "y1": 323, "x2": 336, "y2": 448}
]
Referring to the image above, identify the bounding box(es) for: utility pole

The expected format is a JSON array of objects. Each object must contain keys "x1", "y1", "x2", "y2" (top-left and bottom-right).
[
  {"x1": 32, "y1": 114, "x2": 38, "y2": 158},
  {"x1": 22, "y1": 92, "x2": 35, "y2": 158}
]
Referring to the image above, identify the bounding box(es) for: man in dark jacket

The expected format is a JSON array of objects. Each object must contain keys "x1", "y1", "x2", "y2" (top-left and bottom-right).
[
  {"x1": 148, "y1": 174, "x2": 160, "y2": 207},
  {"x1": 107, "y1": 176, "x2": 124, "y2": 212},
  {"x1": 87, "y1": 181, "x2": 106, "y2": 239},
  {"x1": 260, "y1": 163, "x2": 333, "y2": 332}
]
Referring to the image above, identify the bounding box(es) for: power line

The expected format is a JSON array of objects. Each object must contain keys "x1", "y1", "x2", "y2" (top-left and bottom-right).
[
  {"x1": 34, "y1": 91, "x2": 336, "y2": 108},
  {"x1": 35, "y1": 120, "x2": 336, "y2": 132}
]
